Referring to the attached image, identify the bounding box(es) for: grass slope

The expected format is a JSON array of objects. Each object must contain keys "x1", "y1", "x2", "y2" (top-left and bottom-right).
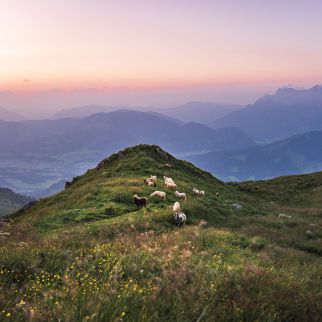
[{"x1": 0, "y1": 145, "x2": 321, "y2": 321}]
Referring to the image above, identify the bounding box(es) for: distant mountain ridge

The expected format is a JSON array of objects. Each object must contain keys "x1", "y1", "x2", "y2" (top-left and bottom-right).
[
  {"x1": 188, "y1": 130, "x2": 322, "y2": 181},
  {"x1": 210, "y1": 85, "x2": 322, "y2": 142},
  {"x1": 0, "y1": 106, "x2": 25, "y2": 121},
  {"x1": 2, "y1": 110, "x2": 254, "y2": 156},
  {"x1": 51, "y1": 101, "x2": 241, "y2": 124},
  {"x1": 51, "y1": 104, "x2": 135, "y2": 119},
  {"x1": 151, "y1": 102, "x2": 241, "y2": 124},
  {"x1": 0, "y1": 187, "x2": 33, "y2": 217},
  {"x1": 0, "y1": 109, "x2": 254, "y2": 195}
]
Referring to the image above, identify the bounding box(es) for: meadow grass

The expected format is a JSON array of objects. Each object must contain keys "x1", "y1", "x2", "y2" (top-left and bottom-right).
[{"x1": 1, "y1": 145, "x2": 321, "y2": 321}]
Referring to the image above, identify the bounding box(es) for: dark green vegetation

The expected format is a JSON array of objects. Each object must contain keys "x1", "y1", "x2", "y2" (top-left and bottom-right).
[
  {"x1": 0, "y1": 188, "x2": 33, "y2": 217},
  {"x1": 1, "y1": 145, "x2": 321, "y2": 321}
]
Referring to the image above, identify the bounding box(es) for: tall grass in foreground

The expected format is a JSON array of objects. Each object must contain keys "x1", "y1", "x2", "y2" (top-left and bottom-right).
[{"x1": 1, "y1": 223, "x2": 321, "y2": 322}]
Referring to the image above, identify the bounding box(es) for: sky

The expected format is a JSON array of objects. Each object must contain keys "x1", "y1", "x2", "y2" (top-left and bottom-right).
[{"x1": 0, "y1": 0, "x2": 322, "y2": 116}]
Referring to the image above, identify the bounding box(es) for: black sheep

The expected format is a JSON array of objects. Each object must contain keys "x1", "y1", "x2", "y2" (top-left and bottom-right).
[{"x1": 133, "y1": 194, "x2": 147, "y2": 210}]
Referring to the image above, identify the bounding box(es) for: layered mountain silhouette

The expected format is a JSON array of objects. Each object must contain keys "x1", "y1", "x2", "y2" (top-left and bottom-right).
[
  {"x1": 151, "y1": 102, "x2": 241, "y2": 124},
  {"x1": 0, "y1": 187, "x2": 33, "y2": 216},
  {"x1": 188, "y1": 130, "x2": 322, "y2": 181},
  {"x1": 51, "y1": 102, "x2": 241, "y2": 124},
  {"x1": 210, "y1": 86, "x2": 322, "y2": 142},
  {"x1": 2, "y1": 110, "x2": 254, "y2": 156},
  {"x1": 0, "y1": 110, "x2": 254, "y2": 195},
  {"x1": 0, "y1": 106, "x2": 24, "y2": 122}
]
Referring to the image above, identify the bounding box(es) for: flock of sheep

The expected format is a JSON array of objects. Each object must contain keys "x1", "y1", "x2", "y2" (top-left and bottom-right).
[{"x1": 133, "y1": 174, "x2": 207, "y2": 226}]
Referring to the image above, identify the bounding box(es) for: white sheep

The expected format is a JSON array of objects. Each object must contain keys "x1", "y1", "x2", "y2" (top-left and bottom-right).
[
  {"x1": 147, "y1": 180, "x2": 155, "y2": 187},
  {"x1": 278, "y1": 213, "x2": 291, "y2": 219},
  {"x1": 232, "y1": 203, "x2": 242, "y2": 209},
  {"x1": 164, "y1": 177, "x2": 174, "y2": 185},
  {"x1": 306, "y1": 230, "x2": 314, "y2": 237},
  {"x1": 173, "y1": 212, "x2": 187, "y2": 226},
  {"x1": 145, "y1": 176, "x2": 157, "y2": 187},
  {"x1": 175, "y1": 191, "x2": 186, "y2": 200},
  {"x1": 193, "y1": 188, "x2": 200, "y2": 195},
  {"x1": 165, "y1": 181, "x2": 177, "y2": 190},
  {"x1": 150, "y1": 191, "x2": 166, "y2": 199},
  {"x1": 173, "y1": 201, "x2": 181, "y2": 213},
  {"x1": 193, "y1": 188, "x2": 205, "y2": 196}
]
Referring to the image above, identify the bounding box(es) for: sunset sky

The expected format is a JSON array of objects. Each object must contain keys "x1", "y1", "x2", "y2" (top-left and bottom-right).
[{"x1": 1, "y1": 0, "x2": 322, "y2": 113}]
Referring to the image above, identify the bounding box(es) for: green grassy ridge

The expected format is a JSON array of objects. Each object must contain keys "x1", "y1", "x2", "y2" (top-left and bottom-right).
[
  {"x1": 11, "y1": 145, "x2": 253, "y2": 232},
  {"x1": 233, "y1": 170, "x2": 322, "y2": 205},
  {"x1": 8, "y1": 145, "x2": 322, "y2": 253},
  {"x1": 1, "y1": 144, "x2": 322, "y2": 321}
]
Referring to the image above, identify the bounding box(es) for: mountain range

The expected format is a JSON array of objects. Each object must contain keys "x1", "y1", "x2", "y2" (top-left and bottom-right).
[
  {"x1": 210, "y1": 85, "x2": 322, "y2": 142},
  {"x1": 150, "y1": 102, "x2": 241, "y2": 124},
  {"x1": 2, "y1": 85, "x2": 322, "y2": 196},
  {"x1": 0, "y1": 187, "x2": 33, "y2": 216},
  {"x1": 0, "y1": 110, "x2": 254, "y2": 195},
  {"x1": 188, "y1": 130, "x2": 322, "y2": 181},
  {"x1": 52, "y1": 101, "x2": 240, "y2": 125},
  {"x1": 0, "y1": 106, "x2": 24, "y2": 122}
]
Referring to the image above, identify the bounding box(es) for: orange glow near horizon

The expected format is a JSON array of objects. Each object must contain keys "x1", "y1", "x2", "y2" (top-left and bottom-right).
[{"x1": 1, "y1": 1, "x2": 322, "y2": 95}]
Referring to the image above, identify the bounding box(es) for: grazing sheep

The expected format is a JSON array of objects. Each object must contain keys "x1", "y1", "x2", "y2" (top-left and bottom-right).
[
  {"x1": 193, "y1": 188, "x2": 205, "y2": 196},
  {"x1": 145, "y1": 176, "x2": 156, "y2": 187},
  {"x1": 278, "y1": 213, "x2": 291, "y2": 219},
  {"x1": 193, "y1": 188, "x2": 200, "y2": 195},
  {"x1": 133, "y1": 194, "x2": 147, "y2": 210},
  {"x1": 164, "y1": 163, "x2": 172, "y2": 168},
  {"x1": 147, "y1": 180, "x2": 155, "y2": 187},
  {"x1": 232, "y1": 203, "x2": 242, "y2": 209},
  {"x1": 173, "y1": 201, "x2": 181, "y2": 213},
  {"x1": 306, "y1": 230, "x2": 314, "y2": 238},
  {"x1": 175, "y1": 191, "x2": 186, "y2": 200},
  {"x1": 215, "y1": 192, "x2": 220, "y2": 198},
  {"x1": 173, "y1": 212, "x2": 187, "y2": 227},
  {"x1": 149, "y1": 175, "x2": 157, "y2": 183},
  {"x1": 144, "y1": 178, "x2": 155, "y2": 187},
  {"x1": 150, "y1": 191, "x2": 166, "y2": 199},
  {"x1": 165, "y1": 181, "x2": 177, "y2": 190},
  {"x1": 164, "y1": 176, "x2": 174, "y2": 184}
]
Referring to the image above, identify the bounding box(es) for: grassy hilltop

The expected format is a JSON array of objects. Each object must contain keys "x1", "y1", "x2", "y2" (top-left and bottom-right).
[{"x1": 0, "y1": 145, "x2": 321, "y2": 321}]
